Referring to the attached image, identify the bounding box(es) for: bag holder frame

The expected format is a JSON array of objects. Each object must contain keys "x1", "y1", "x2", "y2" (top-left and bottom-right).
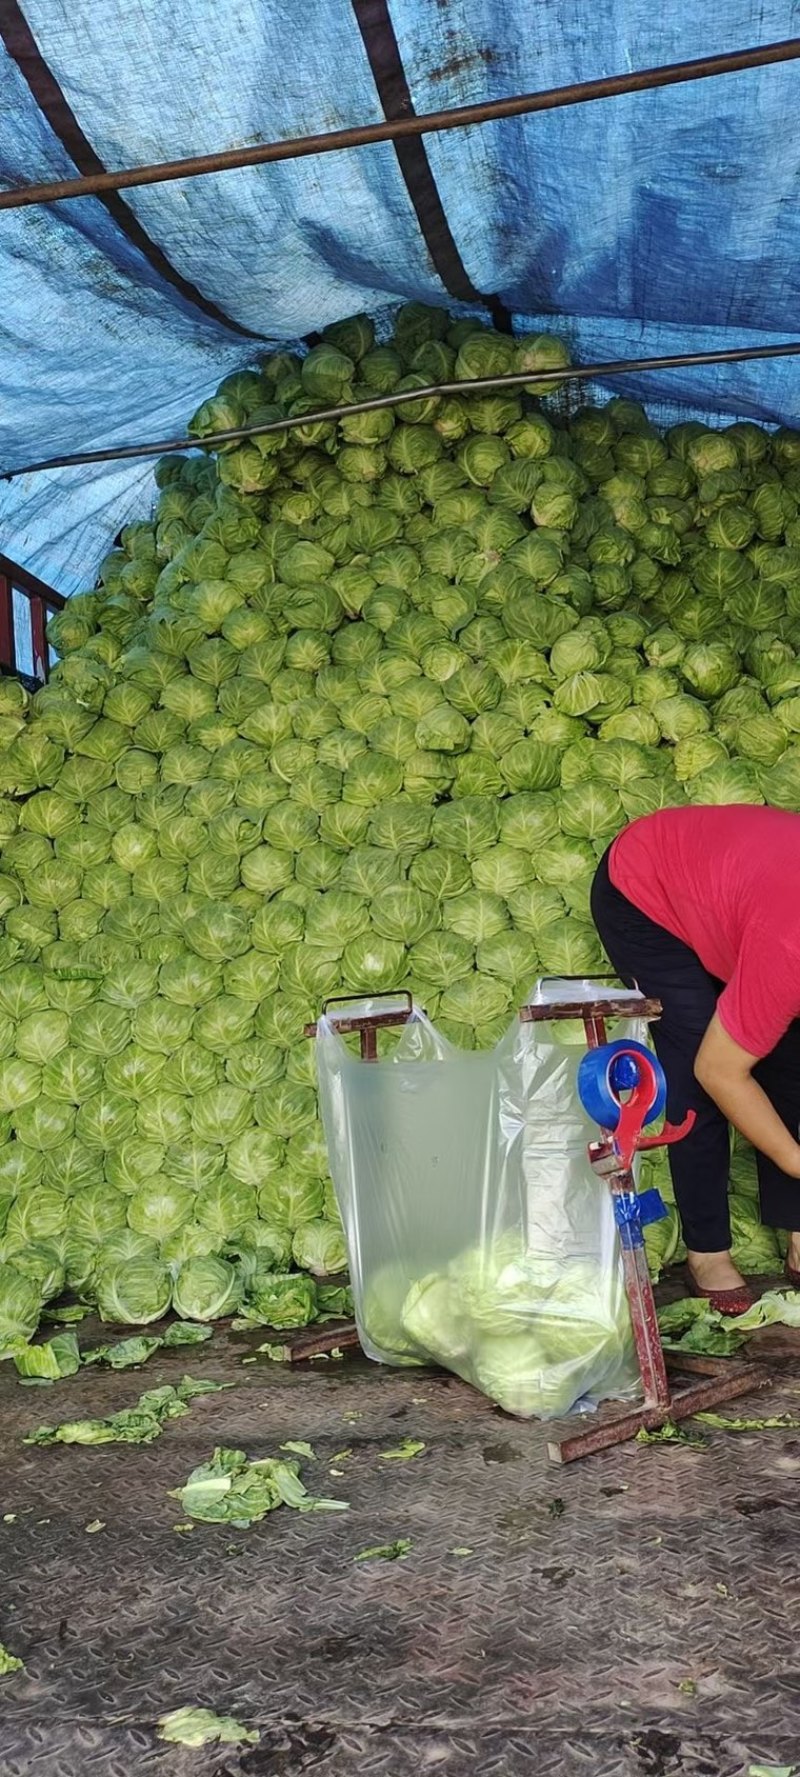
[
  {"x1": 521, "y1": 979, "x2": 771, "y2": 1463},
  {"x1": 304, "y1": 983, "x2": 771, "y2": 1459}
]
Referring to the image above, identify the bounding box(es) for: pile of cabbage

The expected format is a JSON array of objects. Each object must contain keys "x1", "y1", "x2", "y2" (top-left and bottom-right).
[
  {"x1": 361, "y1": 1239, "x2": 637, "y2": 1419},
  {"x1": 0, "y1": 300, "x2": 795, "y2": 1338}
]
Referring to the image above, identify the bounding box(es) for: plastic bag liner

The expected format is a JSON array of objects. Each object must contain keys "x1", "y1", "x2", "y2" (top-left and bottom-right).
[{"x1": 316, "y1": 982, "x2": 643, "y2": 1420}]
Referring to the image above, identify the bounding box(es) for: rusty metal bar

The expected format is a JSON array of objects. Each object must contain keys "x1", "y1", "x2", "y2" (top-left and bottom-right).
[
  {"x1": 520, "y1": 996, "x2": 663, "y2": 1024},
  {"x1": 304, "y1": 991, "x2": 415, "y2": 1060},
  {"x1": 287, "y1": 1322, "x2": 361, "y2": 1363},
  {"x1": 548, "y1": 1364, "x2": 771, "y2": 1464},
  {"x1": 0, "y1": 38, "x2": 798, "y2": 212},
  {"x1": 6, "y1": 338, "x2": 800, "y2": 482}
]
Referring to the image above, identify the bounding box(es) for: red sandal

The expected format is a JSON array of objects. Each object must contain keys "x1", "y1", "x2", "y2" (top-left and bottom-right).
[{"x1": 688, "y1": 1270, "x2": 755, "y2": 1318}]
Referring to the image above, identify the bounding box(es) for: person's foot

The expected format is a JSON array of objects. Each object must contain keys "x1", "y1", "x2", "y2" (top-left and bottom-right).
[
  {"x1": 686, "y1": 1249, "x2": 748, "y2": 1295},
  {"x1": 685, "y1": 1249, "x2": 754, "y2": 1316}
]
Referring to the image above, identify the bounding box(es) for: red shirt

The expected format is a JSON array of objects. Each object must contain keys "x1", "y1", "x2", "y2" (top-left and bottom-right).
[{"x1": 609, "y1": 806, "x2": 800, "y2": 1058}]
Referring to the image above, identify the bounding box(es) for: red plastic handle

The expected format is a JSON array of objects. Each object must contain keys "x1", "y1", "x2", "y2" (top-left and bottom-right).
[
  {"x1": 610, "y1": 1052, "x2": 661, "y2": 1167},
  {"x1": 612, "y1": 1101, "x2": 696, "y2": 1170},
  {"x1": 636, "y1": 1109, "x2": 696, "y2": 1151}
]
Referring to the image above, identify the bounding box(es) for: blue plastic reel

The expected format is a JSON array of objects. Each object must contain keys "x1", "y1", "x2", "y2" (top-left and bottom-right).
[{"x1": 577, "y1": 1038, "x2": 667, "y2": 1131}]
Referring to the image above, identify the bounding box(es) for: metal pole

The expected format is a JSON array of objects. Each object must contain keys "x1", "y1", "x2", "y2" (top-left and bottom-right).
[
  {"x1": 5, "y1": 338, "x2": 800, "y2": 481},
  {"x1": 0, "y1": 38, "x2": 798, "y2": 211}
]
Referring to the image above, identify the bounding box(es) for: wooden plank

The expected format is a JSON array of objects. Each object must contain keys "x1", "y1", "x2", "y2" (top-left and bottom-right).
[{"x1": 0, "y1": 573, "x2": 16, "y2": 671}]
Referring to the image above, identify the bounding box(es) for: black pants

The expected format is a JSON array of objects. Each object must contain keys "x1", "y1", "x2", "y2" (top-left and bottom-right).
[{"x1": 591, "y1": 850, "x2": 800, "y2": 1250}]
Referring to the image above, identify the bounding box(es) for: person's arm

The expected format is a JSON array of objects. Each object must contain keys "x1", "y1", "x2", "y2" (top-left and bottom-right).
[{"x1": 694, "y1": 1013, "x2": 800, "y2": 1177}]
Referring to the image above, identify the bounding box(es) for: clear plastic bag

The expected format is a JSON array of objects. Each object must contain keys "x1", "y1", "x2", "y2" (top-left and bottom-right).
[{"x1": 316, "y1": 984, "x2": 642, "y2": 1420}]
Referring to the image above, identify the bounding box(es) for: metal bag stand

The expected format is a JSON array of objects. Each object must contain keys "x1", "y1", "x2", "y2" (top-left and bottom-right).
[
  {"x1": 306, "y1": 986, "x2": 770, "y2": 1459},
  {"x1": 520, "y1": 987, "x2": 771, "y2": 1463},
  {"x1": 304, "y1": 991, "x2": 416, "y2": 1060}
]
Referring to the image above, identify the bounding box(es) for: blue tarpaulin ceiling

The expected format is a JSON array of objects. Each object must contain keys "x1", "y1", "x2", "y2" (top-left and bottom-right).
[{"x1": 1, "y1": 0, "x2": 799, "y2": 596}]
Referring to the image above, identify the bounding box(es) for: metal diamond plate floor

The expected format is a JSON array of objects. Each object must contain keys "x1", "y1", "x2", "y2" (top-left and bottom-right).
[{"x1": 1, "y1": 1316, "x2": 799, "y2": 1777}]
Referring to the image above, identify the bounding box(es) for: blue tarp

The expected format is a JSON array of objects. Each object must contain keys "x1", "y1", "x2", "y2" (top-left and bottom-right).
[{"x1": 1, "y1": 1, "x2": 799, "y2": 595}]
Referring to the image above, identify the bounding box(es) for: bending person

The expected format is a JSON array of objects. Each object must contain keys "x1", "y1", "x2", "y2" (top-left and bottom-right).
[{"x1": 591, "y1": 805, "x2": 800, "y2": 1314}]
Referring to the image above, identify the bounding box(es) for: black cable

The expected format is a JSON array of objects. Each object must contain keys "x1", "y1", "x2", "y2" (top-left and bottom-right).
[{"x1": 4, "y1": 339, "x2": 800, "y2": 481}]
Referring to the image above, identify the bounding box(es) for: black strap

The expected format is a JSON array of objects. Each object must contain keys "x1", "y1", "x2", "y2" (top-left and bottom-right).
[
  {"x1": 351, "y1": 0, "x2": 512, "y2": 329},
  {"x1": 0, "y1": 0, "x2": 263, "y2": 339}
]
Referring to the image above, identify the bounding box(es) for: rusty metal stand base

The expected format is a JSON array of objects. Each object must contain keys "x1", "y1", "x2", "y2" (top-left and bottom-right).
[
  {"x1": 285, "y1": 1320, "x2": 361, "y2": 1363},
  {"x1": 548, "y1": 1357, "x2": 771, "y2": 1464}
]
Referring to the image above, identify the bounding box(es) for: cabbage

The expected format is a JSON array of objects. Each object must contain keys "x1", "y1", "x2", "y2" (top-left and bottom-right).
[
  {"x1": 472, "y1": 1331, "x2": 579, "y2": 1418},
  {"x1": 291, "y1": 1219, "x2": 347, "y2": 1276},
  {"x1": 225, "y1": 1127, "x2": 284, "y2": 1186},
  {"x1": 6, "y1": 1240, "x2": 65, "y2": 1301},
  {"x1": 644, "y1": 1205, "x2": 681, "y2": 1282},
  {"x1": 558, "y1": 782, "x2": 622, "y2": 840},
  {"x1": 0, "y1": 1262, "x2": 42, "y2": 1343},
  {"x1": 127, "y1": 1179, "x2": 195, "y2": 1242},
  {"x1": 394, "y1": 1241, "x2": 636, "y2": 1418},
  {"x1": 3, "y1": 1186, "x2": 69, "y2": 1257},
  {"x1": 447, "y1": 1239, "x2": 559, "y2": 1335},
  {"x1": 104, "y1": 1138, "x2": 166, "y2": 1193},
  {"x1": 171, "y1": 1255, "x2": 241, "y2": 1320},
  {"x1": 94, "y1": 1256, "x2": 172, "y2": 1324},
  {"x1": 257, "y1": 1171, "x2": 324, "y2": 1228},
  {"x1": 359, "y1": 1265, "x2": 423, "y2": 1363},
  {"x1": 729, "y1": 1198, "x2": 782, "y2": 1273},
  {"x1": 195, "y1": 1174, "x2": 256, "y2": 1240},
  {"x1": 240, "y1": 1269, "x2": 317, "y2": 1328},
  {"x1": 190, "y1": 1086, "x2": 252, "y2": 1146},
  {"x1": 401, "y1": 1273, "x2": 470, "y2": 1362}
]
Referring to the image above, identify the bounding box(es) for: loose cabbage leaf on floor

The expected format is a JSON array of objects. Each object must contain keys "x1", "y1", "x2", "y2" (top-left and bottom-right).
[
  {"x1": 82, "y1": 1335, "x2": 162, "y2": 1370},
  {"x1": 9, "y1": 1331, "x2": 81, "y2": 1382},
  {"x1": 169, "y1": 1444, "x2": 349, "y2": 1525},
  {"x1": 636, "y1": 1421, "x2": 708, "y2": 1449},
  {"x1": 659, "y1": 1290, "x2": 800, "y2": 1358},
  {"x1": 0, "y1": 1643, "x2": 23, "y2": 1676},
  {"x1": 157, "y1": 1705, "x2": 259, "y2": 1747},
  {"x1": 41, "y1": 1306, "x2": 92, "y2": 1325},
  {"x1": 659, "y1": 1297, "x2": 747, "y2": 1356},
  {"x1": 694, "y1": 1411, "x2": 800, "y2": 1432},
  {"x1": 355, "y1": 1539, "x2": 412, "y2": 1561},
  {"x1": 8, "y1": 1319, "x2": 212, "y2": 1382},
  {"x1": 83, "y1": 1321, "x2": 212, "y2": 1370},
  {"x1": 720, "y1": 1289, "x2": 800, "y2": 1332},
  {"x1": 24, "y1": 1375, "x2": 230, "y2": 1446}
]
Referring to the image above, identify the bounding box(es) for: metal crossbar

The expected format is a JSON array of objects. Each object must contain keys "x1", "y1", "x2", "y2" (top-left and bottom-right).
[{"x1": 0, "y1": 38, "x2": 797, "y2": 211}]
